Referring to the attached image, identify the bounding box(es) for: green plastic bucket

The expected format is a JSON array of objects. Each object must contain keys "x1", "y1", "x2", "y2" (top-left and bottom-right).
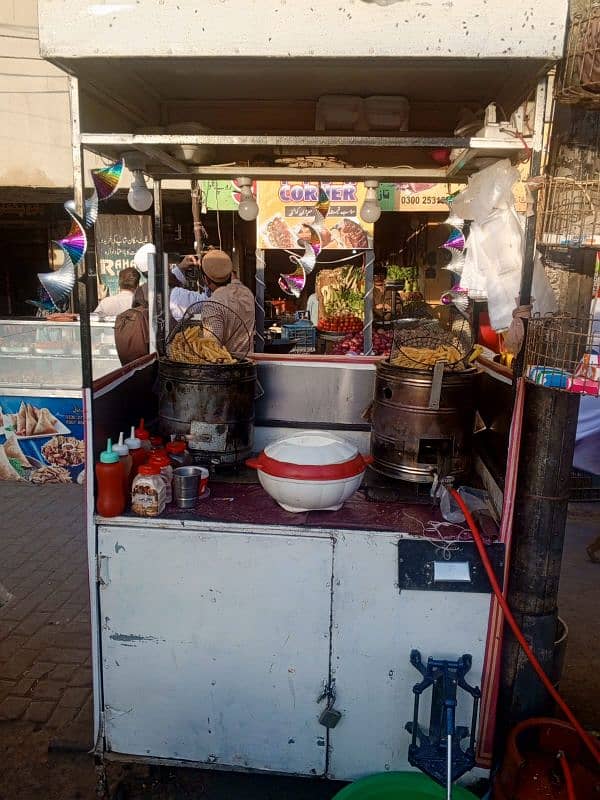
[{"x1": 332, "y1": 772, "x2": 479, "y2": 800}]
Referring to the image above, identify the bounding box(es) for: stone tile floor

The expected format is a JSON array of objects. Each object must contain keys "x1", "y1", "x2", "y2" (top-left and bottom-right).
[
  {"x1": 0, "y1": 484, "x2": 95, "y2": 800},
  {"x1": 0, "y1": 484, "x2": 92, "y2": 745}
]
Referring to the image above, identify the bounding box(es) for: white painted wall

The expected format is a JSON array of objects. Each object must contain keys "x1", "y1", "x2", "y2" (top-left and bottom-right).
[
  {"x1": 0, "y1": 0, "x2": 72, "y2": 189},
  {"x1": 39, "y1": 0, "x2": 567, "y2": 60}
]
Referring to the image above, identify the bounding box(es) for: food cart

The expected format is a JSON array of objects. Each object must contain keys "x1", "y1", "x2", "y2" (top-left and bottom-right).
[{"x1": 37, "y1": 0, "x2": 567, "y2": 793}]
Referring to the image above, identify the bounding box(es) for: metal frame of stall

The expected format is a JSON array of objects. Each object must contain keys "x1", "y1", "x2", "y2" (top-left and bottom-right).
[{"x1": 67, "y1": 73, "x2": 551, "y2": 790}]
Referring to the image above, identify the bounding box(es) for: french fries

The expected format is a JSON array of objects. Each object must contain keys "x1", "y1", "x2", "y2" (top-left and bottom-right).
[
  {"x1": 391, "y1": 344, "x2": 464, "y2": 370},
  {"x1": 169, "y1": 326, "x2": 236, "y2": 364}
]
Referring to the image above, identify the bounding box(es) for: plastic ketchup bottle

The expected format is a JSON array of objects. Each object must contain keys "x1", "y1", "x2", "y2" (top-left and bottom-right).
[
  {"x1": 125, "y1": 426, "x2": 147, "y2": 473},
  {"x1": 135, "y1": 418, "x2": 152, "y2": 451},
  {"x1": 96, "y1": 438, "x2": 126, "y2": 518},
  {"x1": 112, "y1": 431, "x2": 133, "y2": 494}
]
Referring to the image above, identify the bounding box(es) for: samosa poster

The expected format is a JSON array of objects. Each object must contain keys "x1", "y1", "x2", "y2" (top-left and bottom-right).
[{"x1": 0, "y1": 395, "x2": 84, "y2": 485}]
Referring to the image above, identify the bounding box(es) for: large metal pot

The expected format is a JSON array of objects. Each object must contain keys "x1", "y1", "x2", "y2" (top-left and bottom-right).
[
  {"x1": 371, "y1": 361, "x2": 477, "y2": 483},
  {"x1": 158, "y1": 358, "x2": 256, "y2": 466}
]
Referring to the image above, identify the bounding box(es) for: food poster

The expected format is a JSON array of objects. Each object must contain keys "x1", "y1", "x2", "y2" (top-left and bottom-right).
[
  {"x1": 257, "y1": 182, "x2": 373, "y2": 250},
  {"x1": 95, "y1": 214, "x2": 153, "y2": 297},
  {"x1": 0, "y1": 396, "x2": 85, "y2": 485}
]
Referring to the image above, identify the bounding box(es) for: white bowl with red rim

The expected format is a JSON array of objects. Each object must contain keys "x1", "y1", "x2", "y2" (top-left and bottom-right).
[{"x1": 246, "y1": 433, "x2": 373, "y2": 513}]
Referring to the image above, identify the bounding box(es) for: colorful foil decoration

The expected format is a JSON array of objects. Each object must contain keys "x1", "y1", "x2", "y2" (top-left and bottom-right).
[
  {"x1": 441, "y1": 228, "x2": 465, "y2": 252},
  {"x1": 295, "y1": 239, "x2": 318, "y2": 274},
  {"x1": 443, "y1": 212, "x2": 464, "y2": 230},
  {"x1": 38, "y1": 253, "x2": 76, "y2": 306},
  {"x1": 316, "y1": 185, "x2": 330, "y2": 219},
  {"x1": 443, "y1": 250, "x2": 466, "y2": 276},
  {"x1": 440, "y1": 286, "x2": 469, "y2": 313},
  {"x1": 35, "y1": 159, "x2": 123, "y2": 307},
  {"x1": 295, "y1": 221, "x2": 322, "y2": 256},
  {"x1": 56, "y1": 217, "x2": 87, "y2": 268},
  {"x1": 64, "y1": 190, "x2": 99, "y2": 229},
  {"x1": 278, "y1": 264, "x2": 306, "y2": 298},
  {"x1": 91, "y1": 159, "x2": 124, "y2": 201}
]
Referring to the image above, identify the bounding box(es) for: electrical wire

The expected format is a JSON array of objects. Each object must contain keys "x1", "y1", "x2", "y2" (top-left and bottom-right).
[
  {"x1": 216, "y1": 185, "x2": 222, "y2": 251},
  {"x1": 557, "y1": 751, "x2": 577, "y2": 800},
  {"x1": 282, "y1": 250, "x2": 363, "y2": 267},
  {"x1": 499, "y1": 127, "x2": 532, "y2": 161},
  {"x1": 449, "y1": 487, "x2": 600, "y2": 768}
]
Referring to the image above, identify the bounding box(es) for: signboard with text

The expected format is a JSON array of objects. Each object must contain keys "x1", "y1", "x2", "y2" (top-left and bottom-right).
[
  {"x1": 257, "y1": 181, "x2": 373, "y2": 250},
  {"x1": 379, "y1": 182, "x2": 462, "y2": 212},
  {"x1": 95, "y1": 214, "x2": 153, "y2": 297}
]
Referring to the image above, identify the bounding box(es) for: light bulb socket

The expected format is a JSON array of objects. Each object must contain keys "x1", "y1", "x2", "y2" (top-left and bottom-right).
[
  {"x1": 360, "y1": 180, "x2": 381, "y2": 223},
  {"x1": 236, "y1": 176, "x2": 258, "y2": 221}
]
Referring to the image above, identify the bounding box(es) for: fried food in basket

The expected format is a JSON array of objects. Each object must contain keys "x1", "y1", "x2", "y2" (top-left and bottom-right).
[
  {"x1": 391, "y1": 344, "x2": 464, "y2": 370},
  {"x1": 169, "y1": 326, "x2": 236, "y2": 365}
]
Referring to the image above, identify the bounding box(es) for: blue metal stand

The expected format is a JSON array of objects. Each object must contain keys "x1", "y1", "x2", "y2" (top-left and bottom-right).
[{"x1": 405, "y1": 649, "x2": 481, "y2": 796}]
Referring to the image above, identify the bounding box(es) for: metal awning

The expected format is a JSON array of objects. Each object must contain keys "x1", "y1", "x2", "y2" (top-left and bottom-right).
[{"x1": 80, "y1": 132, "x2": 530, "y2": 183}]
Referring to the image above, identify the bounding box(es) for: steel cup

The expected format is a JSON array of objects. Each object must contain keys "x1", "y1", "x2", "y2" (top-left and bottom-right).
[{"x1": 173, "y1": 466, "x2": 205, "y2": 508}]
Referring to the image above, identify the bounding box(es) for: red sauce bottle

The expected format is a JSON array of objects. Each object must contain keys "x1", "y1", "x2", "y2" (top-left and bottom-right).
[
  {"x1": 166, "y1": 439, "x2": 192, "y2": 468},
  {"x1": 96, "y1": 438, "x2": 126, "y2": 518},
  {"x1": 135, "y1": 418, "x2": 152, "y2": 451}
]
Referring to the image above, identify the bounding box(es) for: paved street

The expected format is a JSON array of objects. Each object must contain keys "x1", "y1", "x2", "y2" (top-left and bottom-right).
[
  {"x1": 0, "y1": 484, "x2": 94, "y2": 800},
  {"x1": 0, "y1": 483, "x2": 598, "y2": 799}
]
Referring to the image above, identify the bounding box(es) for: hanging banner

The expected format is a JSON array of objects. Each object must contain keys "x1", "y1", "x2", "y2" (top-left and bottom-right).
[
  {"x1": 379, "y1": 172, "x2": 529, "y2": 214},
  {"x1": 95, "y1": 214, "x2": 153, "y2": 297},
  {"x1": 0, "y1": 394, "x2": 84, "y2": 485},
  {"x1": 380, "y1": 182, "x2": 462, "y2": 212},
  {"x1": 199, "y1": 179, "x2": 249, "y2": 211},
  {"x1": 257, "y1": 181, "x2": 373, "y2": 250}
]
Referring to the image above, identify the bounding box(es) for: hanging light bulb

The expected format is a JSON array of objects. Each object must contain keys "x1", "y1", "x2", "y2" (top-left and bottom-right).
[
  {"x1": 360, "y1": 180, "x2": 382, "y2": 223},
  {"x1": 237, "y1": 177, "x2": 259, "y2": 221},
  {"x1": 127, "y1": 169, "x2": 153, "y2": 212}
]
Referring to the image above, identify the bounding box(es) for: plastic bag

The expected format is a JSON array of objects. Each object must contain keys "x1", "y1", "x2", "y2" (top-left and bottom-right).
[
  {"x1": 459, "y1": 223, "x2": 488, "y2": 301},
  {"x1": 477, "y1": 206, "x2": 524, "y2": 331},
  {"x1": 453, "y1": 160, "x2": 556, "y2": 330},
  {"x1": 440, "y1": 486, "x2": 490, "y2": 524},
  {"x1": 531, "y1": 252, "x2": 558, "y2": 317},
  {"x1": 452, "y1": 159, "x2": 520, "y2": 222}
]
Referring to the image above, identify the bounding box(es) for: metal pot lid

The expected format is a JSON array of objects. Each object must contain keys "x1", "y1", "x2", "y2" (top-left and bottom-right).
[{"x1": 264, "y1": 433, "x2": 358, "y2": 466}]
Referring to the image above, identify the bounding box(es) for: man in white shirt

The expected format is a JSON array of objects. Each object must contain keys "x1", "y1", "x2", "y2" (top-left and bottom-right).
[
  {"x1": 306, "y1": 292, "x2": 319, "y2": 325},
  {"x1": 94, "y1": 267, "x2": 140, "y2": 317},
  {"x1": 197, "y1": 250, "x2": 255, "y2": 358},
  {"x1": 169, "y1": 254, "x2": 210, "y2": 321}
]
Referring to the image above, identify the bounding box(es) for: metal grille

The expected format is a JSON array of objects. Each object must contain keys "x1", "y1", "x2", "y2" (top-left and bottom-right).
[
  {"x1": 556, "y1": 2, "x2": 600, "y2": 107},
  {"x1": 537, "y1": 175, "x2": 600, "y2": 248},
  {"x1": 389, "y1": 315, "x2": 473, "y2": 370},
  {"x1": 523, "y1": 313, "x2": 600, "y2": 395},
  {"x1": 166, "y1": 300, "x2": 251, "y2": 363}
]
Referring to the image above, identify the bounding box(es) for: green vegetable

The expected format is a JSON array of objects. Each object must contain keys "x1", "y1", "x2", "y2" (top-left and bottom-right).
[
  {"x1": 386, "y1": 265, "x2": 414, "y2": 283},
  {"x1": 9, "y1": 458, "x2": 27, "y2": 477}
]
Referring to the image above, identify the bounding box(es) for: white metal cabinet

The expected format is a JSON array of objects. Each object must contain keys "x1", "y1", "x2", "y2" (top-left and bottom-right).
[
  {"x1": 98, "y1": 526, "x2": 333, "y2": 775},
  {"x1": 327, "y1": 531, "x2": 491, "y2": 780}
]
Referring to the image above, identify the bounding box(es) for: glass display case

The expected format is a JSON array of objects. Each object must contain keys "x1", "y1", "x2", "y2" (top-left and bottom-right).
[{"x1": 0, "y1": 318, "x2": 120, "y2": 389}]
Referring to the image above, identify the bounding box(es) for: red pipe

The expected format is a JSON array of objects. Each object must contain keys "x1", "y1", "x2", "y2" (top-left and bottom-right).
[
  {"x1": 449, "y1": 488, "x2": 600, "y2": 768},
  {"x1": 557, "y1": 751, "x2": 577, "y2": 800}
]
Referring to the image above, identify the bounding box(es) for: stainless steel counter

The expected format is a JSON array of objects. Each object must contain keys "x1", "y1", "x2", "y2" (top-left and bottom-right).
[{"x1": 255, "y1": 357, "x2": 375, "y2": 429}]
